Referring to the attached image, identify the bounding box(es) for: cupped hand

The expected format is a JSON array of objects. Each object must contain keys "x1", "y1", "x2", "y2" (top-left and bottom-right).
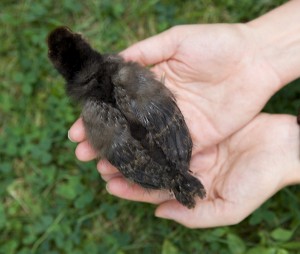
[
  {"x1": 120, "y1": 24, "x2": 282, "y2": 150},
  {"x1": 95, "y1": 114, "x2": 299, "y2": 228}
]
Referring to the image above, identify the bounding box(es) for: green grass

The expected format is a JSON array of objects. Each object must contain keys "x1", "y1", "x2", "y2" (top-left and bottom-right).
[{"x1": 1, "y1": 0, "x2": 300, "y2": 253}]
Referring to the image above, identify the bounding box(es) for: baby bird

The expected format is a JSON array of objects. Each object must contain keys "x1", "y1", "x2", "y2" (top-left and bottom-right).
[{"x1": 47, "y1": 27, "x2": 206, "y2": 208}]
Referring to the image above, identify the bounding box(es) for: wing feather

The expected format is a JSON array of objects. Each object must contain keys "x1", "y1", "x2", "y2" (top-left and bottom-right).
[{"x1": 82, "y1": 100, "x2": 168, "y2": 190}]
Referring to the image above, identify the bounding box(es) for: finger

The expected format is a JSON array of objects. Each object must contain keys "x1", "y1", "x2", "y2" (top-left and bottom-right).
[
  {"x1": 68, "y1": 118, "x2": 86, "y2": 142},
  {"x1": 101, "y1": 172, "x2": 123, "y2": 182},
  {"x1": 155, "y1": 199, "x2": 243, "y2": 228},
  {"x1": 75, "y1": 140, "x2": 97, "y2": 161},
  {"x1": 120, "y1": 28, "x2": 176, "y2": 66},
  {"x1": 97, "y1": 159, "x2": 119, "y2": 175},
  {"x1": 106, "y1": 177, "x2": 172, "y2": 204},
  {"x1": 97, "y1": 159, "x2": 121, "y2": 181}
]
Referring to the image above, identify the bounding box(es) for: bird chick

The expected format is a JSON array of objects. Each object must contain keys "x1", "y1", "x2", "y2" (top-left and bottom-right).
[{"x1": 47, "y1": 26, "x2": 206, "y2": 208}]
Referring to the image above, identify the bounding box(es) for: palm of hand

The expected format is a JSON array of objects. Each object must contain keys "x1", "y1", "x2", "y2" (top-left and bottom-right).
[
  {"x1": 143, "y1": 24, "x2": 281, "y2": 151},
  {"x1": 190, "y1": 114, "x2": 296, "y2": 227},
  {"x1": 106, "y1": 114, "x2": 297, "y2": 228}
]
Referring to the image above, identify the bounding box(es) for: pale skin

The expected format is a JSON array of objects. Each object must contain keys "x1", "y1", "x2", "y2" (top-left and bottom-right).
[{"x1": 68, "y1": 0, "x2": 300, "y2": 228}]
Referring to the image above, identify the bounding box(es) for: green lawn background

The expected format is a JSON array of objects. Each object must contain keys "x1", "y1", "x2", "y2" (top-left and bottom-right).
[{"x1": 1, "y1": 1, "x2": 300, "y2": 253}]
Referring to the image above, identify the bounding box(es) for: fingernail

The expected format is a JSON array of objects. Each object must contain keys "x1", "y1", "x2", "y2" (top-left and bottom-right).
[
  {"x1": 106, "y1": 184, "x2": 112, "y2": 194},
  {"x1": 68, "y1": 130, "x2": 75, "y2": 142},
  {"x1": 155, "y1": 211, "x2": 169, "y2": 219}
]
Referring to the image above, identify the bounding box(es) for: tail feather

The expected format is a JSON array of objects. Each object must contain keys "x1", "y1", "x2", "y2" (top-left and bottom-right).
[{"x1": 171, "y1": 172, "x2": 206, "y2": 209}]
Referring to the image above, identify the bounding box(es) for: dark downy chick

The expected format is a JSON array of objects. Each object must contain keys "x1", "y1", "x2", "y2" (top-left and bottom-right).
[{"x1": 47, "y1": 27, "x2": 206, "y2": 208}]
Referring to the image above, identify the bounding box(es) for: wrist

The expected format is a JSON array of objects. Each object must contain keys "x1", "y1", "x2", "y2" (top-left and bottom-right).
[
  {"x1": 278, "y1": 116, "x2": 300, "y2": 188},
  {"x1": 246, "y1": 1, "x2": 300, "y2": 88},
  {"x1": 281, "y1": 155, "x2": 300, "y2": 190}
]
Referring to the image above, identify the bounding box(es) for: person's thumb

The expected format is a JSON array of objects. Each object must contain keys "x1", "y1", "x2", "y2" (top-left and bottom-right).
[{"x1": 120, "y1": 28, "x2": 176, "y2": 66}]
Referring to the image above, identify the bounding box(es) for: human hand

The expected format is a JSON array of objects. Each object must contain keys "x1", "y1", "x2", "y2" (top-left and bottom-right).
[
  {"x1": 123, "y1": 24, "x2": 284, "y2": 149},
  {"x1": 91, "y1": 114, "x2": 300, "y2": 228}
]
